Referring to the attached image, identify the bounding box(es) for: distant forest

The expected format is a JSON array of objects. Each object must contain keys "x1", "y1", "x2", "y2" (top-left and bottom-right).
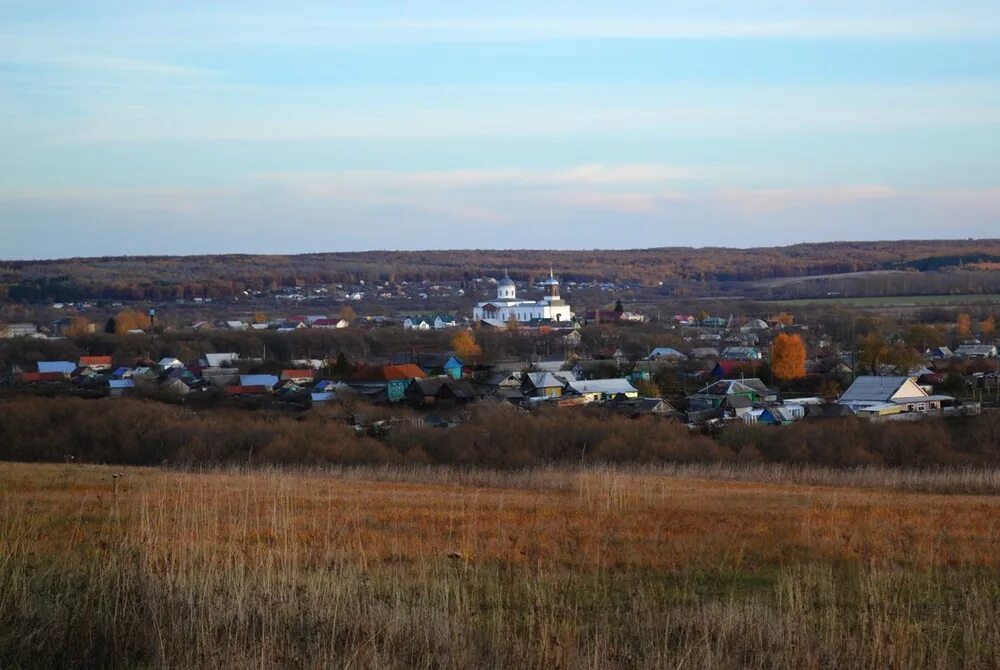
[{"x1": 3, "y1": 240, "x2": 1000, "y2": 303}]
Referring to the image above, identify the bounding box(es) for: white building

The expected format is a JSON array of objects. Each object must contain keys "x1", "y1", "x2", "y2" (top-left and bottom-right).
[{"x1": 473, "y1": 269, "x2": 574, "y2": 324}]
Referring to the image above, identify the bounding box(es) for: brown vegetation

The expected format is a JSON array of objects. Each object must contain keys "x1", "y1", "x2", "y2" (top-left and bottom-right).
[
  {"x1": 1, "y1": 461, "x2": 998, "y2": 668},
  {"x1": 2, "y1": 397, "x2": 1000, "y2": 470}
]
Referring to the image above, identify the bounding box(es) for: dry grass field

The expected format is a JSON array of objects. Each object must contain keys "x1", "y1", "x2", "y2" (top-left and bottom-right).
[{"x1": 2, "y1": 462, "x2": 999, "y2": 668}]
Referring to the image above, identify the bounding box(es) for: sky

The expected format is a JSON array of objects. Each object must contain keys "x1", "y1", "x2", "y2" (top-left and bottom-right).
[{"x1": 1, "y1": 1, "x2": 999, "y2": 259}]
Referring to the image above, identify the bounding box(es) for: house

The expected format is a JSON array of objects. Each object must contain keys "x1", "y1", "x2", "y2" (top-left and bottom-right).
[
  {"x1": 78, "y1": 355, "x2": 113, "y2": 371},
  {"x1": 404, "y1": 377, "x2": 479, "y2": 405},
  {"x1": 608, "y1": 397, "x2": 682, "y2": 419},
  {"x1": 158, "y1": 357, "x2": 184, "y2": 370},
  {"x1": 281, "y1": 369, "x2": 315, "y2": 384},
  {"x1": 414, "y1": 353, "x2": 464, "y2": 380},
  {"x1": 720, "y1": 346, "x2": 762, "y2": 361},
  {"x1": 203, "y1": 352, "x2": 239, "y2": 368},
  {"x1": 954, "y1": 344, "x2": 997, "y2": 359},
  {"x1": 688, "y1": 378, "x2": 776, "y2": 411},
  {"x1": 403, "y1": 316, "x2": 433, "y2": 331},
  {"x1": 689, "y1": 347, "x2": 720, "y2": 359},
  {"x1": 702, "y1": 316, "x2": 728, "y2": 328},
  {"x1": 312, "y1": 318, "x2": 350, "y2": 329},
  {"x1": 647, "y1": 347, "x2": 687, "y2": 361},
  {"x1": 225, "y1": 320, "x2": 248, "y2": 331},
  {"x1": 108, "y1": 379, "x2": 135, "y2": 398},
  {"x1": 926, "y1": 346, "x2": 953, "y2": 359},
  {"x1": 673, "y1": 314, "x2": 697, "y2": 325},
  {"x1": 749, "y1": 404, "x2": 805, "y2": 425},
  {"x1": 522, "y1": 372, "x2": 568, "y2": 398},
  {"x1": 839, "y1": 376, "x2": 953, "y2": 417},
  {"x1": 434, "y1": 315, "x2": 458, "y2": 329},
  {"x1": 565, "y1": 378, "x2": 639, "y2": 402},
  {"x1": 740, "y1": 319, "x2": 769, "y2": 333},
  {"x1": 1, "y1": 323, "x2": 39, "y2": 338},
  {"x1": 160, "y1": 377, "x2": 191, "y2": 396},
  {"x1": 239, "y1": 374, "x2": 279, "y2": 390},
  {"x1": 351, "y1": 364, "x2": 427, "y2": 402},
  {"x1": 37, "y1": 361, "x2": 77, "y2": 375}
]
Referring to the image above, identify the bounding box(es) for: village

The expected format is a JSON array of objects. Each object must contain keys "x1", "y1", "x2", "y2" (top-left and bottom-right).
[{"x1": 3, "y1": 269, "x2": 996, "y2": 434}]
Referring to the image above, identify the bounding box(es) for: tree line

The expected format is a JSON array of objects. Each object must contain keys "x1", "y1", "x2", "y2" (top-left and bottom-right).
[{"x1": 2, "y1": 397, "x2": 998, "y2": 468}]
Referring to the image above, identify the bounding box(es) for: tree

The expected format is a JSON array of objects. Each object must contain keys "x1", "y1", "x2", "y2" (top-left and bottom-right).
[
  {"x1": 904, "y1": 324, "x2": 945, "y2": 350},
  {"x1": 771, "y1": 333, "x2": 806, "y2": 381},
  {"x1": 63, "y1": 316, "x2": 93, "y2": 337},
  {"x1": 858, "y1": 334, "x2": 889, "y2": 374},
  {"x1": 333, "y1": 352, "x2": 350, "y2": 376},
  {"x1": 506, "y1": 314, "x2": 520, "y2": 334},
  {"x1": 982, "y1": 316, "x2": 996, "y2": 340},
  {"x1": 613, "y1": 299, "x2": 624, "y2": 313},
  {"x1": 115, "y1": 309, "x2": 152, "y2": 335},
  {"x1": 452, "y1": 330, "x2": 482, "y2": 360},
  {"x1": 884, "y1": 344, "x2": 924, "y2": 375},
  {"x1": 773, "y1": 312, "x2": 795, "y2": 327},
  {"x1": 957, "y1": 313, "x2": 972, "y2": 340},
  {"x1": 104, "y1": 317, "x2": 117, "y2": 334},
  {"x1": 340, "y1": 305, "x2": 357, "y2": 322}
]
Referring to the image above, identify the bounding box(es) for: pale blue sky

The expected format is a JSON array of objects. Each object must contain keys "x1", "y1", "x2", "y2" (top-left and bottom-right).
[{"x1": 1, "y1": 1, "x2": 999, "y2": 258}]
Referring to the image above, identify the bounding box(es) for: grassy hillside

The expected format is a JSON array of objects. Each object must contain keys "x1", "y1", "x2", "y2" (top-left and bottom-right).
[{"x1": 2, "y1": 462, "x2": 998, "y2": 668}]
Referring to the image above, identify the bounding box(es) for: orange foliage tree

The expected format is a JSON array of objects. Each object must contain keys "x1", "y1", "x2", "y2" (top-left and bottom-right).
[
  {"x1": 771, "y1": 333, "x2": 806, "y2": 381},
  {"x1": 115, "y1": 309, "x2": 152, "y2": 335},
  {"x1": 773, "y1": 312, "x2": 795, "y2": 327},
  {"x1": 451, "y1": 329, "x2": 482, "y2": 360}
]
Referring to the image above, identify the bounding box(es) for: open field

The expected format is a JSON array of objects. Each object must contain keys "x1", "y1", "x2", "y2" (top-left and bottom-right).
[
  {"x1": 2, "y1": 462, "x2": 999, "y2": 668},
  {"x1": 762, "y1": 293, "x2": 1000, "y2": 308}
]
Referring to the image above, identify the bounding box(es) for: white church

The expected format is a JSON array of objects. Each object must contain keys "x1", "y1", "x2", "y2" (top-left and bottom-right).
[{"x1": 473, "y1": 269, "x2": 575, "y2": 325}]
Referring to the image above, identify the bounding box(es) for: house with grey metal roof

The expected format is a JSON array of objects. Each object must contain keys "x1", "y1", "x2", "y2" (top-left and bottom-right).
[
  {"x1": 954, "y1": 344, "x2": 997, "y2": 359},
  {"x1": 522, "y1": 372, "x2": 568, "y2": 398},
  {"x1": 565, "y1": 378, "x2": 638, "y2": 402},
  {"x1": 839, "y1": 376, "x2": 953, "y2": 417}
]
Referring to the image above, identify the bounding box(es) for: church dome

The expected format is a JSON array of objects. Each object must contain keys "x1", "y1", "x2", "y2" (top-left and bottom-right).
[{"x1": 498, "y1": 271, "x2": 515, "y2": 288}]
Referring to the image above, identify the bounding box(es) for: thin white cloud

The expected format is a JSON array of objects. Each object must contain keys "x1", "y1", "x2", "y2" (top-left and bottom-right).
[
  {"x1": 0, "y1": 49, "x2": 224, "y2": 79},
  {"x1": 251, "y1": 164, "x2": 726, "y2": 192}
]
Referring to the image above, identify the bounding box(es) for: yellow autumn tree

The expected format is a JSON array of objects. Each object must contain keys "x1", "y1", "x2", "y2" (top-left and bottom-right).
[
  {"x1": 451, "y1": 329, "x2": 482, "y2": 360},
  {"x1": 506, "y1": 314, "x2": 520, "y2": 333},
  {"x1": 115, "y1": 309, "x2": 152, "y2": 334},
  {"x1": 957, "y1": 313, "x2": 972, "y2": 339},
  {"x1": 771, "y1": 333, "x2": 806, "y2": 381},
  {"x1": 340, "y1": 305, "x2": 357, "y2": 322}
]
